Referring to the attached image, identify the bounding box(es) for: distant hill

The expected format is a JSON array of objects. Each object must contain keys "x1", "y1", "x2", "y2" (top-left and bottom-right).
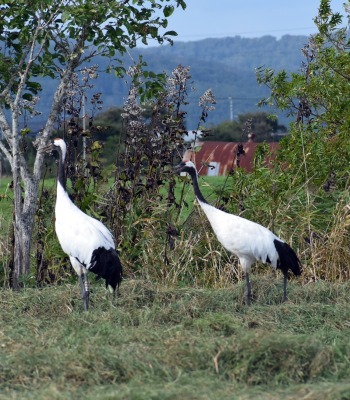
[{"x1": 31, "y1": 35, "x2": 310, "y2": 130}]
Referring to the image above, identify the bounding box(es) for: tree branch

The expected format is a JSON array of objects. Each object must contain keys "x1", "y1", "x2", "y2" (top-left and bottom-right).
[
  {"x1": 13, "y1": 25, "x2": 43, "y2": 110},
  {"x1": 0, "y1": 140, "x2": 13, "y2": 170},
  {"x1": 0, "y1": 46, "x2": 31, "y2": 105},
  {"x1": 34, "y1": 28, "x2": 87, "y2": 178}
]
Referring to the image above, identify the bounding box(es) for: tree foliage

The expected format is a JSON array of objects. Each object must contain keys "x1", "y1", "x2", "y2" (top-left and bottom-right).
[
  {"x1": 256, "y1": 0, "x2": 350, "y2": 190},
  {"x1": 206, "y1": 111, "x2": 286, "y2": 142}
]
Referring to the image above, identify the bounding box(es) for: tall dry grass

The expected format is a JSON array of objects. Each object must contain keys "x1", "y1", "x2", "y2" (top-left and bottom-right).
[{"x1": 310, "y1": 197, "x2": 350, "y2": 282}]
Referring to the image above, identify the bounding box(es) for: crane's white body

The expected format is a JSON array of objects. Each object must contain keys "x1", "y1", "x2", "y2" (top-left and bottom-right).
[
  {"x1": 175, "y1": 160, "x2": 301, "y2": 305},
  {"x1": 199, "y1": 200, "x2": 282, "y2": 272},
  {"x1": 55, "y1": 182, "x2": 115, "y2": 275},
  {"x1": 50, "y1": 138, "x2": 122, "y2": 310}
]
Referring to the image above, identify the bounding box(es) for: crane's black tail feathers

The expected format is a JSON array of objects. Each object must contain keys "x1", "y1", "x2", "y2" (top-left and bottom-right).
[
  {"x1": 89, "y1": 247, "x2": 123, "y2": 291},
  {"x1": 274, "y1": 239, "x2": 302, "y2": 277}
]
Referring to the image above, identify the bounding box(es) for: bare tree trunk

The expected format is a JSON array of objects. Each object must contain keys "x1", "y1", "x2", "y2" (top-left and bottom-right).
[
  {"x1": 12, "y1": 174, "x2": 40, "y2": 288},
  {"x1": 13, "y1": 217, "x2": 32, "y2": 288},
  {"x1": 0, "y1": 117, "x2": 39, "y2": 288}
]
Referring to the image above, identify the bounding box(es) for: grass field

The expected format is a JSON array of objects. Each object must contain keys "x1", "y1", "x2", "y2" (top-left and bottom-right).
[{"x1": 0, "y1": 278, "x2": 350, "y2": 399}]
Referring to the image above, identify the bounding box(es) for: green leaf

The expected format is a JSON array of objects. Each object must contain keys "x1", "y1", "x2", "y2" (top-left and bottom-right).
[
  {"x1": 22, "y1": 93, "x2": 33, "y2": 101},
  {"x1": 91, "y1": 141, "x2": 103, "y2": 151},
  {"x1": 177, "y1": 0, "x2": 187, "y2": 10},
  {"x1": 61, "y1": 10, "x2": 70, "y2": 22},
  {"x1": 164, "y1": 30, "x2": 178, "y2": 37},
  {"x1": 163, "y1": 5, "x2": 174, "y2": 17}
]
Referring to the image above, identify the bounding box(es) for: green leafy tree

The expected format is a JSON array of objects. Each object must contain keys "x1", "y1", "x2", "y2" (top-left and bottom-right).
[
  {"x1": 256, "y1": 0, "x2": 350, "y2": 189},
  {"x1": 207, "y1": 112, "x2": 286, "y2": 142},
  {"x1": 0, "y1": 0, "x2": 186, "y2": 287},
  {"x1": 253, "y1": 0, "x2": 350, "y2": 280}
]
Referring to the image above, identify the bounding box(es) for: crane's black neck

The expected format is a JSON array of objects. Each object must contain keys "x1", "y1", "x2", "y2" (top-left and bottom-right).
[
  {"x1": 187, "y1": 167, "x2": 208, "y2": 204},
  {"x1": 56, "y1": 147, "x2": 67, "y2": 191}
]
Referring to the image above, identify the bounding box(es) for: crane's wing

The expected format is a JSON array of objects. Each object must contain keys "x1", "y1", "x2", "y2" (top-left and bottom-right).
[
  {"x1": 199, "y1": 202, "x2": 280, "y2": 266},
  {"x1": 55, "y1": 196, "x2": 115, "y2": 266}
]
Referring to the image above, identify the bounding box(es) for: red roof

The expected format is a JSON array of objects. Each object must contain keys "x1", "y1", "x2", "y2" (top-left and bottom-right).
[{"x1": 183, "y1": 140, "x2": 279, "y2": 175}]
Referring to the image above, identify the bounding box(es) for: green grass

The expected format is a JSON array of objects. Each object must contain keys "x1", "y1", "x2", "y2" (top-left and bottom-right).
[
  {"x1": 172, "y1": 175, "x2": 228, "y2": 224},
  {"x1": 0, "y1": 278, "x2": 350, "y2": 399},
  {"x1": 0, "y1": 177, "x2": 13, "y2": 261},
  {"x1": 0, "y1": 176, "x2": 12, "y2": 221}
]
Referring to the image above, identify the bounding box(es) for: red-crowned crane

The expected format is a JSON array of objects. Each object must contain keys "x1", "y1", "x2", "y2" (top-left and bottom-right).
[
  {"x1": 48, "y1": 138, "x2": 122, "y2": 311},
  {"x1": 174, "y1": 161, "x2": 301, "y2": 305}
]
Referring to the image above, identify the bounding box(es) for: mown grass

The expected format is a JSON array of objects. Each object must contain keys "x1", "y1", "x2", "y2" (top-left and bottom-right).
[{"x1": 1, "y1": 278, "x2": 350, "y2": 399}]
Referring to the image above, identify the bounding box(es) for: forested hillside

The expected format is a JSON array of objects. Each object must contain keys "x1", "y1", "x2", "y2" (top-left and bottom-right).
[
  {"x1": 35, "y1": 34, "x2": 309, "y2": 130},
  {"x1": 133, "y1": 35, "x2": 309, "y2": 124}
]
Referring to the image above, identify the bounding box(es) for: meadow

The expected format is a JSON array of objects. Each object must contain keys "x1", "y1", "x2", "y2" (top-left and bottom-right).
[{"x1": 1, "y1": 279, "x2": 350, "y2": 399}]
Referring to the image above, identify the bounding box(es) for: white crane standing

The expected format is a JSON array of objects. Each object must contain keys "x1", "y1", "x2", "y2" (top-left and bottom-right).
[
  {"x1": 174, "y1": 161, "x2": 301, "y2": 305},
  {"x1": 48, "y1": 138, "x2": 122, "y2": 310}
]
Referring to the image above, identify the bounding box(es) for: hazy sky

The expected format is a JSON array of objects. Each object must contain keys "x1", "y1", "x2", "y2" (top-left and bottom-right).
[{"x1": 163, "y1": 0, "x2": 347, "y2": 43}]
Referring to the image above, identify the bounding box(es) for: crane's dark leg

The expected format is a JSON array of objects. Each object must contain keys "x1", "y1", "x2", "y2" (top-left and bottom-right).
[
  {"x1": 71, "y1": 258, "x2": 90, "y2": 311},
  {"x1": 245, "y1": 272, "x2": 251, "y2": 306},
  {"x1": 78, "y1": 273, "x2": 90, "y2": 311},
  {"x1": 78, "y1": 275, "x2": 88, "y2": 311},
  {"x1": 78, "y1": 275, "x2": 85, "y2": 306},
  {"x1": 83, "y1": 272, "x2": 90, "y2": 311},
  {"x1": 108, "y1": 284, "x2": 119, "y2": 305},
  {"x1": 283, "y1": 273, "x2": 287, "y2": 303}
]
